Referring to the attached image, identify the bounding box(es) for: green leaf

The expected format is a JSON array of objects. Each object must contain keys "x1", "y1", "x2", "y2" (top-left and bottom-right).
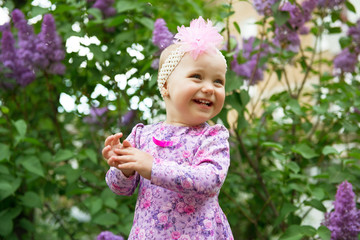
[
  {"x1": 322, "y1": 146, "x2": 339, "y2": 155},
  {"x1": 135, "y1": 17, "x2": 154, "y2": 30},
  {"x1": 0, "y1": 215, "x2": 12, "y2": 237},
  {"x1": 291, "y1": 143, "x2": 319, "y2": 159},
  {"x1": 300, "y1": 225, "x2": 316, "y2": 236},
  {"x1": 304, "y1": 199, "x2": 327, "y2": 212},
  {"x1": 13, "y1": 119, "x2": 27, "y2": 137},
  {"x1": 20, "y1": 156, "x2": 44, "y2": 177},
  {"x1": 240, "y1": 90, "x2": 250, "y2": 106},
  {"x1": 0, "y1": 165, "x2": 9, "y2": 174},
  {"x1": 88, "y1": 44, "x2": 104, "y2": 62},
  {"x1": 0, "y1": 144, "x2": 10, "y2": 162},
  {"x1": 93, "y1": 213, "x2": 119, "y2": 226},
  {"x1": 274, "y1": 11, "x2": 290, "y2": 26},
  {"x1": 21, "y1": 191, "x2": 42, "y2": 208},
  {"x1": 287, "y1": 162, "x2": 300, "y2": 173},
  {"x1": 0, "y1": 178, "x2": 21, "y2": 201},
  {"x1": 274, "y1": 203, "x2": 297, "y2": 227},
  {"x1": 317, "y1": 225, "x2": 331, "y2": 240},
  {"x1": 345, "y1": 1, "x2": 356, "y2": 13},
  {"x1": 271, "y1": 151, "x2": 287, "y2": 161},
  {"x1": 311, "y1": 187, "x2": 325, "y2": 200},
  {"x1": 279, "y1": 225, "x2": 304, "y2": 240},
  {"x1": 90, "y1": 198, "x2": 103, "y2": 215},
  {"x1": 288, "y1": 99, "x2": 303, "y2": 115},
  {"x1": 87, "y1": 8, "x2": 102, "y2": 22},
  {"x1": 85, "y1": 149, "x2": 98, "y2": 164},
  {"x1": 225, "y1": 71, "x2": 242, "y2": 93},
  {"x1": 116, "y1": 1, "x2": 143, "y2": 13},
  {"x1": 233, "y1": 21, "x2": 241, "y2": 34},
  {"x1": 262, "y1": 142, "x2": 283, "y2": 151},
  {"x1": 328, "y1": 27, "x2": 341, "y2": 34},
  {"x1": 54, "y1": 149, "x2": 74, "y2": 162},
  {"x1": 104, "y1": 198, "x2": 117, "y2": 209}
]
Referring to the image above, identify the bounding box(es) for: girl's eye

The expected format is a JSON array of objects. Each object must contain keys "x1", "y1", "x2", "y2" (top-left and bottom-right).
[
  {"x1": 190, "y1": 74, "x2": 201, "y2": 79},
  {"x1": 214, "y1": 79, "x2": 224, "y2": 85}
]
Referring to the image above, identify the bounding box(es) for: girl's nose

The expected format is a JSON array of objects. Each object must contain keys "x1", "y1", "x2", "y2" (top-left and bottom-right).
[{"x1": 201, "y1": 83, "x2": 214, "y2": 94}]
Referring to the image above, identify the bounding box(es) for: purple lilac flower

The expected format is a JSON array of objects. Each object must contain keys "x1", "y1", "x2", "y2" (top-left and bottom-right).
[
  {"x1": 253, "y1": 0, "x2": 279, "y2": 16},
  {"x1": 281, "y1": 2, "x2": 305, "y2": 30},
  {"x1": 317, "y1": 0, "x2": 345, "y2": 9},
  {"x1": 11, "y1": 9, "x2": 36, "y2": 65},
  {"x1": 231, "y1": 37, "x2": 269, "y2": 85},
  {"x1": 323, "y1": 181, "x2": 360, "y2": 240},
  {"x1": 333, "y1": 48, "x2": 358, "y2": 73},
  {"x1": 83, "y1": 106, "x2": 108, "y2": 124},
  {"x1": 0, "y1": 30, "x2": 35, "y2": 87},
  {"x1": 273, "y1": 25, "x2": 301, "y2": 52},
  {"x1": 34, "y1": 14, "x2": 65, "y2": 75},
  {"x1": 97, "y1": 231, "x2": 124, "y2": 240},
  {"x1": 273, "y1": 0, "x2": 317, "y2": 51},
  {"x1": 348, "y1": 20, "x2": 360, "y2": 49},
  {"x1": 0, "y1": 23, "x2": 10, "y2": 32},
  {"x1": 121, "y1": 110, "x2": 136, "y2": 125},
  {"x1": 151, "y1": 58, "x2": 160, "y2": 70},
  {"x1": 353, "y1": 107, "x2": 360, "y2": 115},
  {"x1": 92, "y1": 0, "x2": 116, "y2": 18},
  {"x1": 152, "y1": 18, "x2": 173, "y2": 51},
  {"x1": 302, "y1": 0, "x2": 317, "y2": 22}
]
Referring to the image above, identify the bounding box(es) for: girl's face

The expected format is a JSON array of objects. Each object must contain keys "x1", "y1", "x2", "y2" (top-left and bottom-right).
[{"x1": 163, "y1": 51, "x2": 226, "y2": 126}]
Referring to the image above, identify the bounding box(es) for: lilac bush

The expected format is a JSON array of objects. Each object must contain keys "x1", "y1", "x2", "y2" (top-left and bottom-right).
[
  {"x1": 333, "y1": 48, "x2": 358, "y2": 73},
  {"x1": 11, "y1": 9, "x2": 36, "y2": 66},
  {"x1": 0, "y1": 9, "x2": 66, "y2": 86},
  {"x1": 273, "y1": 0, "x2": 317, "y2": 52},
  {"x1": 0, "y1": 30, "x2": 35, "y2": 87},
  {"x1": 323, "y1": 181, "x2": 360, "y2": 239},
  {"x1": 152, "y1": 18, "x2": 173, "y2": 51},
  {"x1": 34, "y1": 14, "x2": 66, "y2": 75}
]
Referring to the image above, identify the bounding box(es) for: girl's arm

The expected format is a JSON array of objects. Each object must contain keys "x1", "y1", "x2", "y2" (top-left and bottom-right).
[
  {"x1": 151, "y1": 125, "x2": 230, "y2": 197},
  {"x1": 105, "y1": 167, "x2": 140, "y2": 196}
]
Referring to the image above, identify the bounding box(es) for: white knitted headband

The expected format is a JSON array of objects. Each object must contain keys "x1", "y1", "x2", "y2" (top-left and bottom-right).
[{"x1": 157, "y1": 16, "x2": 226, "y2": 98}]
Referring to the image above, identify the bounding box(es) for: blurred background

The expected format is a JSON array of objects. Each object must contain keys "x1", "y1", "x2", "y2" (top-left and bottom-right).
[{"x1": 0, "y1": 0, "x2": 359, "y2": 239}]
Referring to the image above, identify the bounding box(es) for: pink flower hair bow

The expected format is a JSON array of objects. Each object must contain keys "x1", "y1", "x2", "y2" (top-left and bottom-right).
[{"x1": 174, "y1": 16, "x2": 224, "y2": 60}]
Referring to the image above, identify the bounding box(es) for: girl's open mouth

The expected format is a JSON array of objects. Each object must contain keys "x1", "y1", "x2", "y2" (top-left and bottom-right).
[{"x1": 193, "y1": 99, "x2": 213, "y2": 107}]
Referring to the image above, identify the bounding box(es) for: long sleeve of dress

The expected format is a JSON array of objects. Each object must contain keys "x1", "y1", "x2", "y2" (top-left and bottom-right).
[
  {"x1": 150, "y1": 124, "x2": 230, "y2": 197},
  {"x1": 105, "y1": 124, "x2": 144, "y2": 196}
]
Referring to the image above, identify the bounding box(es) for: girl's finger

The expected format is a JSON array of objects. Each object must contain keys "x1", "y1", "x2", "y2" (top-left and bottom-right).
[
  {"x1": 114, "y1": 148, "x2": 132, "y2": 155},
  {"x1": 102, "y1": 145, "x2": 111, "y2": 159},
  {"x1": 104, "y1": 135, "x2": 114, "y2": 146},
  {"x1": 122, "y1": 140, "x2": 132, "y2": 148},
  {"x1": 111, "y1": 133, "x2": 123, "y2": 146}
]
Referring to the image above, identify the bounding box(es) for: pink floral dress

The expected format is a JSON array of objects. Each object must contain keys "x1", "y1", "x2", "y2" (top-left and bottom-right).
[{"x1": 106, "y1": 122, "x2": 234, "y2": 240}]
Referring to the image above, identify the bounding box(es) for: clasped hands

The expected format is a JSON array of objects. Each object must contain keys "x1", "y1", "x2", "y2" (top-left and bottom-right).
[{"x1": 102, "y1": 133, "x2": 153, "y2": 180}]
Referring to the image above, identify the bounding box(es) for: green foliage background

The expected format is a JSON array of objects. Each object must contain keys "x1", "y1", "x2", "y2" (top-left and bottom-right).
[{"x1": 0, "y1": 0, "x2": 359, "y2": 239}]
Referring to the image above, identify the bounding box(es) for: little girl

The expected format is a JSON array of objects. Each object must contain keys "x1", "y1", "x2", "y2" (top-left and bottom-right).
[{"x1": 102, "y1": 16, "x2": 234, "y2": 240}]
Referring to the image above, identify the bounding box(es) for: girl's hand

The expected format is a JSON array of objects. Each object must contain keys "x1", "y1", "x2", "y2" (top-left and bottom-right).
[
  {"x1": 102, "y1": 133, "x2": 124, "y2": 160},
  {"x1": 102, "y1": 134, "x2": 135, "y2": 177},
  {"x1": 110, "y1": 147, "x2": 154, "y2": 180}
]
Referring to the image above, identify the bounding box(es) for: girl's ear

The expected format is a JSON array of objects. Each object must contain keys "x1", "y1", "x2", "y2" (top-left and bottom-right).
[{"x1": 162, "y1": 82, "x2": 169, "y2": 97}]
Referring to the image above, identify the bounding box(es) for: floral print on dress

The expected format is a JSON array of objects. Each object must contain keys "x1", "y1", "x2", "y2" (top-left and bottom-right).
[{"x1": 106, "y1": 122, "x2": 233, "y2": 239}]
